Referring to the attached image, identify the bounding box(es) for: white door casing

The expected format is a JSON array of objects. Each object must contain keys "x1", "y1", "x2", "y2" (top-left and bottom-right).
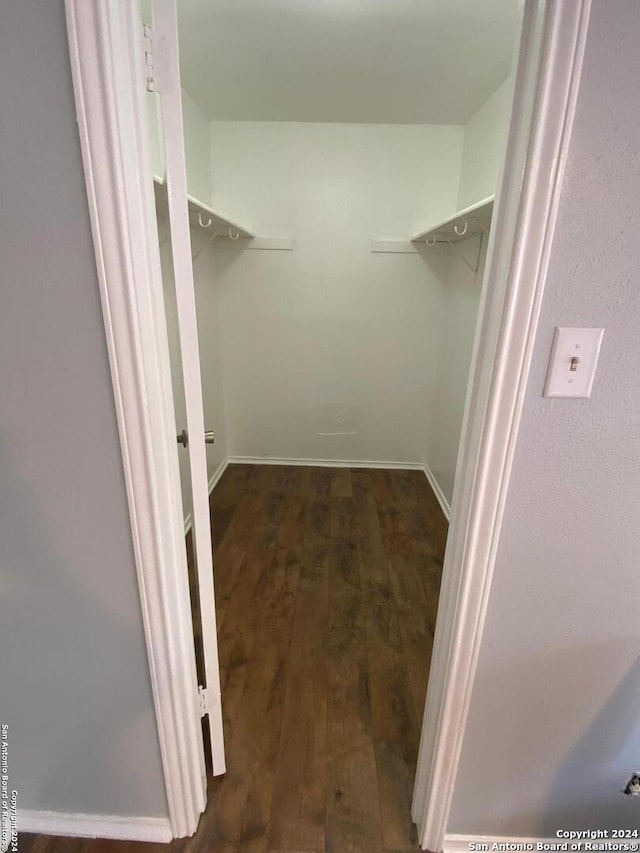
[
  {"x1": 149, "y1": 0, "x2": 226, "y2": 776},
  {"x1": 65, "y1": 0, "x2": 224, "y2": 837},
  {"x1": 411, "y1": 0, "x2": 592, "y2": 848},
  {"x1": 65, "y1": 0, "x2": 592, "y2": 844}
]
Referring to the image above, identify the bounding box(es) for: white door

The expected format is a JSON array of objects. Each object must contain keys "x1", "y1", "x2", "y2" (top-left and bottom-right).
[{"x1": 150, "y1": 0, "x2": 226, "y2": 775}]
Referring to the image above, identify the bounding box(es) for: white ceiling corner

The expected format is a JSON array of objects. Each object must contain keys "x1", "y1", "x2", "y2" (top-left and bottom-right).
[{"x1": 177, "y1": 0, "x2": 521, "y2": 125}]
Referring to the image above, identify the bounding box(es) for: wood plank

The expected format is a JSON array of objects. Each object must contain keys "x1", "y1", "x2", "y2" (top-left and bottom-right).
[
  {"x1": 262, "y1": 465, "x2": 298, "y2": 495},
  {"x1": 349, "y1": 467, "x2": 371, "y2": 503},
  {"x1": 355, "y1": 485, "x2": 421, "y2": 851},
  {"x1": 329, "y1": 495, "x2": 358, "y2": 544},
  {"x1": 303, "y1": 498, "x2": 331, "y2": 569},
  {"x1": 330, "y1": 467, "x2": 352, "y2": 498},
  {"x1": 309, "y1": 466, "x2": 333, "y2": 500},
  {"x1": 325, "y1": 644, "x2": 384, "y2": 853},
  {"x1": 369, "y1": 470, "x2": 413, "y2": 558},
  {"x1": 210, "y1": 464, "x2": 255, "y2": 545},
  {"x1": 325, "y1": 496, "x2": 384, "y2": 853},
  {"x1": 214, "y1": 492, "x2": 268, "y2": 625},
  {"x1": 130, "y1": 840, "x2": 185, "y2": 853},
  {"x1": 267, "y1": 511, "x2": 329, "y2": 852},
  {"x1": 202, "y1": 495, "x2": 306, "y2": 853},
  {"x1": 390, "y1": 557, "x2": 435, "y2": 718},
  {"x1": 32, "y1": 841, "x2": 83, "y2": 853},
  {"x1": 285, "y1": 465, "x2": 313, "y2": 497},
  {"x1": 216, "y1": 549, "x2": 272, "y2": 742},
  {"x1": 266, "y1": 495, "x2": 331, "y2": 850},
  {"x1": 23, "y1": 838, "x2": 53, "y2": 853},
  {"x1": 367, "y1": 646, "x2": 421, "y2": 851},
  {"x1": 80, "y1": 841, "x2": 136, "y2": 853}
]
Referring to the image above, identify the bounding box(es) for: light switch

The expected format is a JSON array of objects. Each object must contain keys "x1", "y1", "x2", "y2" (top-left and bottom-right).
[{"x1": 544, "y1": 327, "x2": 604, "y2": 398}]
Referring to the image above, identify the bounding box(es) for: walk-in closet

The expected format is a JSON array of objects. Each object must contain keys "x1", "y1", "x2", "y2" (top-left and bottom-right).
[{"x1": 145, "y1": 1, "x2": 522, "y2": 848}]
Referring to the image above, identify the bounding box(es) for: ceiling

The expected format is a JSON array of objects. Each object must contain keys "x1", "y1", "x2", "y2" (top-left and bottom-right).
[{"x1": 177, "y1": 0, "x2": 521, "y2": 125}]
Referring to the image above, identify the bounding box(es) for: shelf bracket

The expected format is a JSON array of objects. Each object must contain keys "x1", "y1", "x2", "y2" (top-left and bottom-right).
[
  {"x1": 191, "y1": 235, "x2": 294, "y2": 261},
  {"x1": 446, "y1": 230, "x2": 485, "y2": 277}
]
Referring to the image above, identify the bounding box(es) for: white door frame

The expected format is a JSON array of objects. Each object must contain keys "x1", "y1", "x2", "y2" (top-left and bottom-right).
[
  {"x1": 152, "y1": 0, "x2": 226, "y2": 775},
  {"x1": 65, "y1": 0, "x2": 207, "y2": 838},
  {"x1": 65, "y1": 0, "x2": 591, "y2": 844},
  {"x1": 412, "y1": 0, "x2": 591, "y2": 849}
]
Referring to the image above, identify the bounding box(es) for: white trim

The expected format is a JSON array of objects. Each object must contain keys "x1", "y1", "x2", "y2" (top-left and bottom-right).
[
  {"x1": 371, "y1": 240, "x2": 451, "y2": 255},
  {"x1": 212, "y1": 236, "x2": 294, "y2": 251},
  {"x1": 209, "y1": 457, "x2": 230, "y2": 490},
  {"x1": 154, "y1": 0, "x2": 226, "y2": 776},
  {"x1": 423, "y1": 465, "x2": 451, "y2": 521},
  {"x1": 411, "y1": 1, "x2": 592, "y2": 849},
  {"x1": 227, "y1": 455, "x2": 425, "y2": 471},
  {"x1": 65, "y1": 0, "x2": 592, "y2": 846},
  {"x1": 17, "y1": 811, "x2": 172, "y2": 843},
  {"x1": 184, "y1": 458, "x2": 229, "y2": 534},
  {"x1": 64, "y1": 0, "x2": 207, "y2": 838},
  {"x1": 444, "y1": 835, "x2": 557, "y2": 853}
]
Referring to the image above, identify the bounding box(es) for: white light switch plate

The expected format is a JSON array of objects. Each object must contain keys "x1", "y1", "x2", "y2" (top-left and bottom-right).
[{"x1": 544, "y1": 327, "x2": 604, "y2": 398}]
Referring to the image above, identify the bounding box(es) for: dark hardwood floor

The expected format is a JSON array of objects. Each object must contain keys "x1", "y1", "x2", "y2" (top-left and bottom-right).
[{"x1": 20, "y1": 465, "x2": 447, "y2": 853}]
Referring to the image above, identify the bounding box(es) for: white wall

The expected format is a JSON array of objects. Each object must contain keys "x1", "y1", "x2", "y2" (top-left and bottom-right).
[
  {"x1": 208, "y1": 121, "x2": 463, "y2": 465},
  {"x1": 425, "y1": 76, "x2": 510, "y2": 508},
  {"x1": 426, "y1": 236, "x2": 488, "y2": 507},
  {"x1": 458, "y1": 77, "x2": 512, "y2": 210},
  {"x1": 449, "y1": 0, "x2": 640, "y2": 835},
  {"x1": 159, "y1": 81, "x2": 511, "y2": 490},
  {"x1": 0, "y1": 0, "x2": 167, "y2": 819},
  {"x1": 146, "y1": 87, "x2": 212, "y2": 202},
  {"x1": 181, "y1": 88, "x2": 212, "y2": 203}
]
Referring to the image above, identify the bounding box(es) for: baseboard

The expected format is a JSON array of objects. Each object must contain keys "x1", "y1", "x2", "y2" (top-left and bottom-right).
[
  {"x1": 444, "y1": 835, "x2": 558, "y2": 853},
  {"x1": 17, "y1": 810, "x2": 172, "y2": 842},
  {"x1": 184, "y1": 457, "x2": 229, "y2": 534},
  {"x1": 227, "y1": 455, "x2": 425, "y2": 471},
  {"x1": 423, "y1": 464, "x2": 451, "y2": 521}
]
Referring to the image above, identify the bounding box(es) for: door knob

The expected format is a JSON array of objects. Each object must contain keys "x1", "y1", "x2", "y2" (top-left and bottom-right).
[{"x1": 177, "y1": 429, "x2": 215, "y2": 446}]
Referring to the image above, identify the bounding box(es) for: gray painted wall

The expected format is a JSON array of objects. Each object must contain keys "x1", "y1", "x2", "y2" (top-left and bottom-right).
[
  {"x1": 0, "y1": 0, "x2": 168, "y2": 818},
  {"x1": 449, "y1": 0, "x2": 640, "y2": 835}
]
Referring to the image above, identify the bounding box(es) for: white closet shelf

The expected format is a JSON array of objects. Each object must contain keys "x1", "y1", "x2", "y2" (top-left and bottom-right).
[
  {"x1": 153, "y1": 177, "x2": 294, "y2": 251},
  {"x1": 370, "y1": 195, "x2": 494, "y2": 255},
  {"x1": 153, "y1": 176, "x2": 254, "y2": 238},
  {"x1": 411, "y1": 195, "x2": 494, "y2": 244}
]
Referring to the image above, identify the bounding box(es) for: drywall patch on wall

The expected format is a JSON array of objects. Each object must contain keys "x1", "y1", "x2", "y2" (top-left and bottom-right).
[
  {"x1": 448, "y1": 0, "x2": 640, "y2": 835},
  {"x1": 208, "y1": 121, "x2": 463, "y2": 464}
]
